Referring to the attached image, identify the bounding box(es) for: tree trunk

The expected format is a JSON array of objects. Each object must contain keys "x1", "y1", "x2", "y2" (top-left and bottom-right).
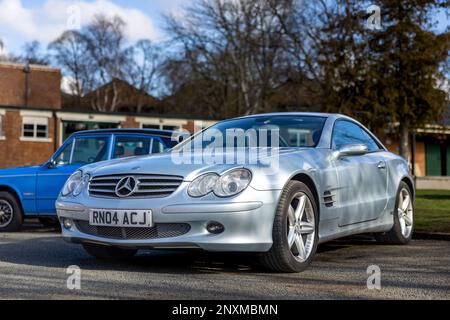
[{"x1": 399, "y1": 120, "x2": 410, "y2": 163}]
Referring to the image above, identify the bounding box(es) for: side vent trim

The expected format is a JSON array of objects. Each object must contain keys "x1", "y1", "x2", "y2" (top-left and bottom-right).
[{"x1": 323, "y1": 190, "x2": 335, "y2": 208}]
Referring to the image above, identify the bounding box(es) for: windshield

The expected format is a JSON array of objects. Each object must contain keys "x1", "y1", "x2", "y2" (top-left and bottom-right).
[{"x1": 175, "y1": 115, "x2": 327, "y2": 150}]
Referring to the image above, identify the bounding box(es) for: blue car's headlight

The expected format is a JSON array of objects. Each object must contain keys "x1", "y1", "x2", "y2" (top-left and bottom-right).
[
  {"x1": 188, "y1": 169, "x2": 252, "y2": 198},
  {"x1": 61, "y1": 171, "x2": 90, "y2": 197}
]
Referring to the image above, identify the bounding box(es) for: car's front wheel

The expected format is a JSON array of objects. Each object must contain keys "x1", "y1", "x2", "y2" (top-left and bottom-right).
[
  {"x1": 82, "y1": 244, "x2": 138, "y2": 260},
  {"x1": 261, "y1": 181, "x2": 319, "y2": 273},
  {"x1": 0, "y1": 191, "x2": 23, "y2": 232}
]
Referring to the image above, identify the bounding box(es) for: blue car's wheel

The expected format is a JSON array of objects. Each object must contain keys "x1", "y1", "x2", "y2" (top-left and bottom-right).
[
  {"x1": 261, "y1": 181, "x2": 319, "y2": 273},
  {"x1": 0, "y1": 192, "x2": 23, "y2": 232}
]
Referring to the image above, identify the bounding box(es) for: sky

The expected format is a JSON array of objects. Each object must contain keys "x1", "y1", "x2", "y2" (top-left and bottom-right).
[
  {"x1": 0, "y1": 0, "x2": 187, "y2": 55},
  {"x1": 0, "y1": 0, "x2": 448, "y2": 56}
]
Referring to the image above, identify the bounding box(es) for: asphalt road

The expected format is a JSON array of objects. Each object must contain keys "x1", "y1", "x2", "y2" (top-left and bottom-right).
[{"x1": 0, "y1": 222, "x2": 449, "y2": 300}]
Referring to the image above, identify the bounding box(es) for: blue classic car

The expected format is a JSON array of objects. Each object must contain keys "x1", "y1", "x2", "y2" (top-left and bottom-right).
[{"x1": 0, "y1": 129, "x2": 183, "y2": 232}]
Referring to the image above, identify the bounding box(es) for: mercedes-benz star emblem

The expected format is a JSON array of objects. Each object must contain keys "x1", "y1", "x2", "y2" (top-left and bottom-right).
[{"x1": 115, "y1": 176, "x2": 138, "y2": 198}]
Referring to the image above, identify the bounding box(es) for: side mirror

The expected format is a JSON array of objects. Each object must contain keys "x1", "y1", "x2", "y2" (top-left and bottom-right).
[
  {"x1": 46, "y1": 159, "x2": 57, "y2": 169},
  {"x1": 334, "y1": 144, "x2": 369, "y2": 159}
]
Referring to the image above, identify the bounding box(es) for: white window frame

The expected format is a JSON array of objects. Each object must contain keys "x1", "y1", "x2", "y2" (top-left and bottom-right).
[
  {"x1": 20, "y1": 116, "x2": 51, "y2": 142},
  {"x1": 136, "y1": 117, "x2": 187, "y2": 131},
  {"x1": 0, "y1": 110, "x2": 5, "y2": 140}
]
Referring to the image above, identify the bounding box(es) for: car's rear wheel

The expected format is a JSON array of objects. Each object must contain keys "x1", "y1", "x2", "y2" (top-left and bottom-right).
[
  {"x1": 0, "y1": 191, "x2": 23, "y2": 232},
  {"x1": 260, "y1": 181, "x2": 319, "y2": 273},
  {"x1": 82, "y1": 244, "x2": 138, "y2": 260},
  {"x1": 376, "y1": 181, "x2": 414, "y2": 244}
]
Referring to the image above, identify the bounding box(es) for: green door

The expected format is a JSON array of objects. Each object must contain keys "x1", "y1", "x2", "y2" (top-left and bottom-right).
[
  {"x1": 426, "y1": 143, "x2": 442, "y2": 176},
  {"x1": 447, "y1": 145, "x2": 450, "y2": 177}
]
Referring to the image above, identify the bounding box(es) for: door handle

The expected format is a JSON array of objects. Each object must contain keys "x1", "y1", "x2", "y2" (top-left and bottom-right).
[{"x1": 377, "y1": 161, "x2": 386, "y2": 170}]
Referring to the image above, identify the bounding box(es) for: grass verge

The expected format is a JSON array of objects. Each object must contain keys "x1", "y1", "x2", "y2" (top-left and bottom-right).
[{"x1": 414, "y1": 189, "x2": 450, "y2": 234}]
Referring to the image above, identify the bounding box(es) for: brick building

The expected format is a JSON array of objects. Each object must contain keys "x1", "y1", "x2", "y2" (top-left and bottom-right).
[
  {"x1": 0, "y1": 62, "x2": 449, "y2": 189},
  {"x1": 0, "y1": 63, "x2": 215, "y2": 169}
]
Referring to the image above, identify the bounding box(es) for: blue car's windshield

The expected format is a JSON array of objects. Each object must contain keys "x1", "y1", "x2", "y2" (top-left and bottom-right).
[{"x1": 176, "y1": 115, "x2": 327, "y2": 150}]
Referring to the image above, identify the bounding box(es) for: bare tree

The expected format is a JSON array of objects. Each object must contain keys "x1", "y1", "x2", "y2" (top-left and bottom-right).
[
  {"x1": 0, "y1": 39, "x2": 4, "y2": 60},
  {"x1": 49, "y1": 31, "x2": 93, "y2": 104},
  {"x1": 21, "y1": 41, "x2": 50, "y2": 65},
  {"x1": 82, "y1": 15, "x2": 128, "y2": 112},
  {"x1": 164, "y1": 0, "x2": 288, "y2": 118},
  {"x1": 124, "y1": 40, "x2": 161, "y2": 113},
  {"x1": 50, "y1": 15, "x2": 129, "y2": 112}
]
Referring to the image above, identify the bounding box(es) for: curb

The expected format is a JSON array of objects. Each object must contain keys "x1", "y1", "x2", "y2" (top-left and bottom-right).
[{"x1": 413, "y1": 232, "x2": 450, "y2": 241}]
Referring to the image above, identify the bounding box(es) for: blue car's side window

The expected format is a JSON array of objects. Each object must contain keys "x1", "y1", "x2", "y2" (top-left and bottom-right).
[
  {"x1": 113, "y1": 136, "x2": 153, "y2": 159},
  {"x1": 54, "y1": 141, "x2": 73, "y2": 166},
  {"x1": 152, "y1": 139, "x2": 167, "y2": 154},
  {"x1": 72, "y1": 137, "x2": 109, "y2": 165}
]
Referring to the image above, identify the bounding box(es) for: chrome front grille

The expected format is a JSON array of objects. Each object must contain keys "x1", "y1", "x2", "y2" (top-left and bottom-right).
[
  {"x1": 75, "y1": 221, "x2": 191, "y2": 240},
  {"x1": 88, "y1": 174, "x2": 184, "y2": 198}
]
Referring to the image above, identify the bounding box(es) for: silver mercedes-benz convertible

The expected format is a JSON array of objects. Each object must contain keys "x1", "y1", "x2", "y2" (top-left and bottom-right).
[{"x1": 57, "y1": 113, "x2": 414, "y2": 272}]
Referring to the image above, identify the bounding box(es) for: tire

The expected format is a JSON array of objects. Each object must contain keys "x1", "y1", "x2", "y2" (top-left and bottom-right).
[
  {"x1": 0, "y1": 191, "x2": 23, "y2": 232},
  {"x1": 376, "y1": 181, "x2": 414, "y2": 245},
  {"x1": 260, "y1": 181, "x2": 319, "y2": 273},
  {"x1": 82, "y1": 244, "x2": 137, "y2": 260}
]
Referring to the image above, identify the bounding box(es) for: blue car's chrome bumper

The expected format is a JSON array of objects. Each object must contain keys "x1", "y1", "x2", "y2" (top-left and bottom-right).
[{"x1": 56, "y1": 187, "x2": 281, "y2": 252}]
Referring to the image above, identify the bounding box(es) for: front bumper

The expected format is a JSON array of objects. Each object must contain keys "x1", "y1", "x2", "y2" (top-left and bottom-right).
[{"x1": 57, "y1": 186, "x2": 281, "y2": 253}]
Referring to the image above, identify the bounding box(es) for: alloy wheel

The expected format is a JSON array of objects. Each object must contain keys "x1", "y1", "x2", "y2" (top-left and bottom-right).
[
  {"x1": 0, "y1": 200, "x2": 13, "y2": 228},
  {"x1": 287, "y1": 192, "x2": 316, "y2": 262},
  {"x1": 398, "y1": 188, "x2": 413, "y2": 238}
]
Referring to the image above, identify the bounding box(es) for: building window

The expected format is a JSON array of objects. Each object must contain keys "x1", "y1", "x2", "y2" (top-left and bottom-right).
[
  {"x1": 142, "y1": 124, "x2": 161, "y2": 130},
  {"x1": 21, "y1": 117, "x2": 49, "y2": 140},
  {"x1": 142, "y1": 124, "x2": 182, "y2": 131},
  {"x1": 163, "y1": 125, "x2": 180, "y2": 131},
  {"x1": 62, "y1": 121, "x2": 119, "y2": 142}
]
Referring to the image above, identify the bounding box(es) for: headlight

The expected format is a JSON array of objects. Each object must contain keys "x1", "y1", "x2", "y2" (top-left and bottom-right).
[
  {"x1": 61, "y1": 171, "x2": 89, "y2": 197},
  {"x1": 73, "y1": 173, "x2": 90, "y2": 196},
  {"x1": 214, "y1": 169, "x2": 252, "y2": 197},
  {"x1": 188, "y1": 173, "x2": 219, "y2": 198},
  {"x1": 188, "y1": 169, "x2": 252, "y2": 198}
]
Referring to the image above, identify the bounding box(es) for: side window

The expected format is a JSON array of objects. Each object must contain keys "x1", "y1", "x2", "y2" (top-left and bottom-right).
[
  {"x1": 332, "y1": 121, "x2": 380, "y2": 152},
  {"x1": 54, "y1": 141, "x2": 73, "y2": 165},
  {"x1": 113, "y1": 136, "x2": 152, "y2": 159},
  {"x1": 152, "y1": 139, "x2": 166, "y2": 154},
  {"x1": 72, "y1": 137, "x2": 109, "y2": 165}
]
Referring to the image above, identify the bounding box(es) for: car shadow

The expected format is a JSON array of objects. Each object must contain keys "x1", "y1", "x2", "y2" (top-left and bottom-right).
[
  {"x1": 21, "y1": 219, "x2": 61, "y2": 233},
  {"x1": 0, "y1": 222, "x2": 383, "y2": 275}
]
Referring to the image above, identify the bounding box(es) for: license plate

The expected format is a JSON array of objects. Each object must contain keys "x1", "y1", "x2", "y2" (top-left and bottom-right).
[{"x1": 89, "y1": 209, "x2": 153, "y2": 228}]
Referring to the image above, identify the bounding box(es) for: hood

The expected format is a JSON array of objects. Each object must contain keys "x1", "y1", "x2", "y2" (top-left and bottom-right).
[
  {"x1": 81, "y1": 147, "x2": 316, "y2": 183},
  {"x1": 0, "y1": 165, "x2": 41, "y2": 177},
  {"x1": 81, "y1": 152, "x2": 237, "y2": 182}
]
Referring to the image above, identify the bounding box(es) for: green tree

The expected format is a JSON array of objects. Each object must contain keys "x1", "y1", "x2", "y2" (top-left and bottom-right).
[
  {"x1": 316, "y1": 1, "x2": 381, "y2": 129},
  {"x1": 317, "y1": 0, "x2": 449, "y2": 162},
  {"x1": 368, "y1": 0, "x2": 449, "y2": 161}
]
